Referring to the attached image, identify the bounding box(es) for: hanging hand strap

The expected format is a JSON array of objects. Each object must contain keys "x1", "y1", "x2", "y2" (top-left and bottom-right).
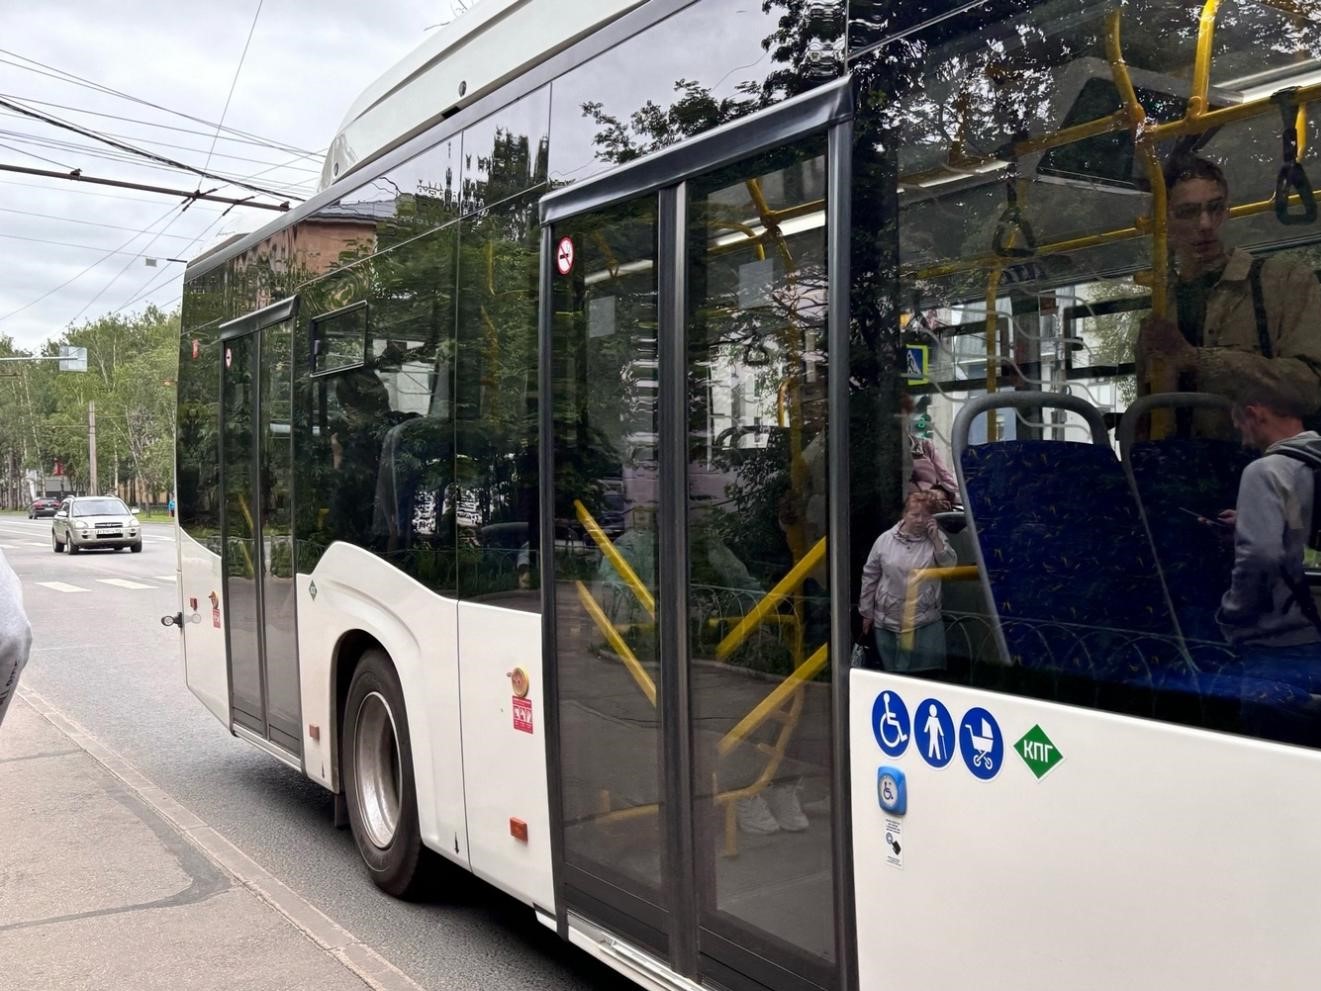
[{"x1": 1273, "y1": 88, "x2": 1318, "y2": 226}]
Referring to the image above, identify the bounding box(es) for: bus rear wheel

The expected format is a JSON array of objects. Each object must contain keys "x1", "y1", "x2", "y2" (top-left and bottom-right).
[{"x1": 341, "y1": 647, "x2": 431, "y2": 898}]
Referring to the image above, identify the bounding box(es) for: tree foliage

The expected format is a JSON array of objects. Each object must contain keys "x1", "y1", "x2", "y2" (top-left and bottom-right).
[{"x1": 0, "y1": 306, "x2": 178, "y2": 505}]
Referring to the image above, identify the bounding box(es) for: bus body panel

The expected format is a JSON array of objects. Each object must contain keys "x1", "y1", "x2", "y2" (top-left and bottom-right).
[
  {"x1": 322, "y1": 0, "x2": 648, "y2": 189},
  {"x1": 457, "y1": 601, "x2": 554, "y2": 909},
  {"x1": 850, "y1": 668, "x2": 1321, "y2": 990},
  {"x1": 179, "y1": 530, "x2": 230, "y2": 729},
  {"x1": 299, "y1": 543, "x2": 470, "y2": 868}
]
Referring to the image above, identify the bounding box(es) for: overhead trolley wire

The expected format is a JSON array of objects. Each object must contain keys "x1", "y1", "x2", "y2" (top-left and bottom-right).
[
  {"x1": 0, "y1": 95, "x2": 299, "y2": 205},
  {"x1": 0, "y1": 206, "x2": 201, "y2": 241},
  {"x1": 0, "y1": 48, "x2": 315, "y2": 158},
  {"x1": 0, "y1": 112, "x2": 321, "y2": 173},
  {"x1": 0, "y1": 91, "x2": 324, "y2": 161},
  {"x1": 0, "y1": 163, "x2": 292, "y2": 211},
  {"x1": 202, "y1": 0, "x2": 264, "y2": 177},
  {"x1": 0, "y1": 199, "x2": 182, "y2": 326}
]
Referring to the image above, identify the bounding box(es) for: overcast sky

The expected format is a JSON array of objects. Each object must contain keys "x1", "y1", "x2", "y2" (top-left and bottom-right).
[{"x1": 0, "y1": 1, "x2": 468, "y2": 351}]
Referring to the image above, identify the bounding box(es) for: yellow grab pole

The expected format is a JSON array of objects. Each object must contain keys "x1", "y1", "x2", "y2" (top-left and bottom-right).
[
  {"x1": 574, "y1": 498, "x2": 655, "y2": 620},
  {"x1": 1108, "y1": 9, "x2": 1174, "y2": 436},
  {"x1": 898, "y1": 565, "x2": 979, "y2": 650},
  {"x1": 718, "y1": 642, "x2": 829, "y2": 757},
  {"x1": 715, "y1": 537, "x2": 827, "y2": 660},
  {"x1": 574, "y1": 580, "x2": 657, "y2": 707},
  {"x1": 1187, "y1": 0, "x2": 1224, "y2": 120}
]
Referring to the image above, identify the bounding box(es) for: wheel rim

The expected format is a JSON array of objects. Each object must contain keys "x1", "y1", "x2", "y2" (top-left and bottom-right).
[{"x1": 352, "y1": 690, "x2": 402, "y2": 850}]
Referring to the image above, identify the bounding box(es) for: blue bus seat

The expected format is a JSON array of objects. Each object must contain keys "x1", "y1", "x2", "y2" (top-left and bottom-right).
[{"x1": 960, "y1": 438, "x2": 1192, "y2": 692}]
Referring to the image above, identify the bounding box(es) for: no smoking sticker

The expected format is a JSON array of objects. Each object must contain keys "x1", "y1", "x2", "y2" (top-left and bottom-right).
[{"x1": 556, "y1": 236, "x2": 575, "y2": 276}]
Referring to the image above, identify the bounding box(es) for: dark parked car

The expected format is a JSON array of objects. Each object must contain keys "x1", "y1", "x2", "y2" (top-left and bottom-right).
[{"x1": 27, "y1": 498, "x2": 60, "y2": 519}]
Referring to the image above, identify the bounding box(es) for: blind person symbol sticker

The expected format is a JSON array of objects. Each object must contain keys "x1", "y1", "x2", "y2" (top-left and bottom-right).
[
  {"x1": 914, "y1": 698, "x2": 955, "y2": 769},
  {"x1": 959, "y1": 707, "x2": 1003, "y2": 781},
  {"x1": 871, "y1": 690, "x2": 910, "y2": 757}
]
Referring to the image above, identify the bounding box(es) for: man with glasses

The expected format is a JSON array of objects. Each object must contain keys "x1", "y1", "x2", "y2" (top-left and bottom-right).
[{"x1": 1136, "y1": 155, "x2": 1321, "y2": 416}]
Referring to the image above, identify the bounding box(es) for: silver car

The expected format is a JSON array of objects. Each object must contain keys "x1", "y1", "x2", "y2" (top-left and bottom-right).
[{"x1": 51, "y1": 497, "x2": 142, "y2": 554}]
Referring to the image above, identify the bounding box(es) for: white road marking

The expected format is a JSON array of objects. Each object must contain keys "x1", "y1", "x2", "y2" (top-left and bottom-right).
[
  {"x1": 24, "y1": 542, "x2": 48, "y2": 547},
  {"x1": 96, "y1": 578, "x2": 154, "y2": 590},
  {"x1": 154, "y1": 576, "x2": 177, "y2": 582},
  {"x1": 36, "y1": 581, "x2": 88, "y2": 593}
]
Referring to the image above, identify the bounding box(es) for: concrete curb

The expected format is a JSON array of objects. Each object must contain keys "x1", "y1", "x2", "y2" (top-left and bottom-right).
[{"x1": 17, "y1": 687, "x2": 425, "y2": 991}]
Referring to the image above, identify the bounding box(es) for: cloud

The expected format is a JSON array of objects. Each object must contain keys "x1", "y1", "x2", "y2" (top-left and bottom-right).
[{"x1": 0, "y1": 0, "x2": 444, "y2": 350}]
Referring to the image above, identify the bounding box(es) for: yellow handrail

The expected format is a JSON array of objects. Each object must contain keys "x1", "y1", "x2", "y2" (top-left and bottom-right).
[
  {"x1": 913, "y1": 192, "x2": 1313, "y2": 282},
  {"x1": 574, "y1": 580, "x2": 657, "y2": 707},
  {"x1": 898, "y1": 565, "x2": 979, "y2": 651},
  {"x1": 718, "y1": 642, "x2": 828, "y2": 757},
  {"x1": 574, "y1": 498, "x2": 655, "y2": 620},
  {"x1": 1188, "y1": 0, "x2": 1224, "y2": 120},
  {"x1": 715, "y1": 537, "x2": 826, "y2": 660}
]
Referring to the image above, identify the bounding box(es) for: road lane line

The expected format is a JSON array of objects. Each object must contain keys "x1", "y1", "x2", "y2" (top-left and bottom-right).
[
  {"x1": 24, "y1": 542, "x2": 48, "y2": 547},
  {"x1": 96, "y1": 578, "x2": 154, "y2": 590},
  {"x1": 36, "y1": 581, "x2": 88, "y2": 593},
  {"x1": 154, "y1": 576, "x2": 177, "y2": 582}
]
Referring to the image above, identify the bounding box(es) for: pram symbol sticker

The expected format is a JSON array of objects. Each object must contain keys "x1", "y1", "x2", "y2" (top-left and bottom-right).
[
  {"x1": 915, "y1": 698, "x2": 955, "y2": 768},
  {"x1": 871, "y1": 690, "x2": 911, "y2": 757},
  {"x1": 958, "y1": 707, "x2": 1003, "y2": 780}
]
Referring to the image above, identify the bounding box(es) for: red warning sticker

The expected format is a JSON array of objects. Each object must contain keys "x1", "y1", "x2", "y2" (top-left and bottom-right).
[
  {"x1": 512, "y1": 696, "x2": 534, "y2": 734},
  {"x1": 555, "y1": 236, "x2": 575, "y2": 276},
  {"x1": 212, "y1": 606, "x2": 221, "y2": 629}
]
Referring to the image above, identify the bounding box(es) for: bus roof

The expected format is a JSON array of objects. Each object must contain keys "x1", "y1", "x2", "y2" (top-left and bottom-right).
[{"x1": 318, "y1": 0, "x2": 646, "y2": 191}]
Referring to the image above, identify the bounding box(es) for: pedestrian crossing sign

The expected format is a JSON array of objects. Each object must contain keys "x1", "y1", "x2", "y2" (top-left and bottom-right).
[{"x1": 905, "y1": 344, "x2": 928, "y2": 385}]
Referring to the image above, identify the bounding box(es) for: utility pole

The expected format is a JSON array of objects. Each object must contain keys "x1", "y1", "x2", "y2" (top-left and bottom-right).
[{"x1": 88, "y1": 401, "x2": 98, "y2": 495}]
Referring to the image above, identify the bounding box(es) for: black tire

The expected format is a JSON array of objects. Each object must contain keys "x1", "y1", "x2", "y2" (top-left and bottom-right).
[
  {"x1": 129, "y1": 542, "x2": 142, "y2": 553},
  {"x1": 51, "y1": 530, "x2": 62, "y2": 553},
  {"x1": 341, "y1": 648, "x2": 432, "y2": 898},
  {"x1": 67, "y1": 537, "x2": 79, "y2": 555}
]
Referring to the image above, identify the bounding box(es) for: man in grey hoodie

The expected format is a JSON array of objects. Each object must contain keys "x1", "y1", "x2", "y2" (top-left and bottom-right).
[
  {"x1": 0, "y1": 550, "x2": 32, "y2": 729},
  {"x1": 1216, "y1": 389, "x2": 1321, "y2": 665}
]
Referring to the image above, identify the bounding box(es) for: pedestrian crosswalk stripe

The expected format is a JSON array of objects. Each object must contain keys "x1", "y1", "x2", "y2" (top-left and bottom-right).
[
  {"x1": 97, "y1": 578, "x2": 154, "y2": 590},
  {"x1": 37, "y1": 581, "x2": 88, "y2": 593}
]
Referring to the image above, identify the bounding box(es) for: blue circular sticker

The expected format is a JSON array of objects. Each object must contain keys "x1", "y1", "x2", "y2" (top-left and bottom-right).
[
  {"x1": 914, "y1": 698, "x2": 955, "y2": 768},
  {"x1": 871, "y1": 690, "x2": 911, "y2": 757},
  {"x1": 958, "y1": 707, "x2": 1003, "y2": 780}
]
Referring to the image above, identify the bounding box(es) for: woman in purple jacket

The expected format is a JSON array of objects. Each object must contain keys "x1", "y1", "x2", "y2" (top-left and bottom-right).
[{"x1": 859, "y1": 491, "x2": 956, "y2": 672}]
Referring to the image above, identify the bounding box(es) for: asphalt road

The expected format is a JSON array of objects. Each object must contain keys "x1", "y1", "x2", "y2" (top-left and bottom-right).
[{"x1": 1, "y1": 514, "x2": 616, "y2": 990}]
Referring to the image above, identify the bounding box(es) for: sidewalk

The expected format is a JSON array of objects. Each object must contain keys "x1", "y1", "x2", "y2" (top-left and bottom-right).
[{"x1": 0, "y1": 690, "x2": 422, "y2": 991}]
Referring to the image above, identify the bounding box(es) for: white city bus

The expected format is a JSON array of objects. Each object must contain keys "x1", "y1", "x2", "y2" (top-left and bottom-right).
[{"x1": 172, "y1": 1, "x2": 1321, "y2": 988}]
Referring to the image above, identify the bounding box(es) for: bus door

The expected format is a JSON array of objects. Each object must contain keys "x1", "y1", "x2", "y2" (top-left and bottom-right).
[
  {"x1": 544, "y1": 83, "x2": 849, "y2": 991},
  {"x1": 219, "y1": 298, "x2": 302, "y2": 758}
]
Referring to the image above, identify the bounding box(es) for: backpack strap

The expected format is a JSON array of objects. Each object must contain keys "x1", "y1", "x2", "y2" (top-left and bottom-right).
[
  {"x1": 1249, "y1": 256, "x2": 1272, "y2": 359},
  {"x1": 1279, "y1": 568, "x2": 1321, "y2": 637},
  {"x1": 1268, "y1": 446, "x2": 1321, "y2": 550}
]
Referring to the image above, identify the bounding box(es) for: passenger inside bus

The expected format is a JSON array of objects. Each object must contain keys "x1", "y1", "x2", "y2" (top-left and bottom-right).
[
  {"x1": 1136, "y1": 154, "x2": 1321, "y2": 420},
  {"x1": 1218, "y1": 385, "x2": 1321, "y2": 742}
]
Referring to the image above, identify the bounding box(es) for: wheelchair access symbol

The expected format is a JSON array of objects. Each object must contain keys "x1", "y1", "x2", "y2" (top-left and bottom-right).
[
  {"x1": 871, "y1": 690, "x2": 911, "y2": 757},
  {"x1": 959, "y1": 706, "x2": 1003, "y2": 781}
]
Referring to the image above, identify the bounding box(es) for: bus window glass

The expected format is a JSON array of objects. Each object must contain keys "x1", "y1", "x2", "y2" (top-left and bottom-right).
[
  {"x1": 859, "y1": 0, "x2": 1321, "y2": 748},
  {"x1": 548, "y1": 0, "x2": 844, "y2": 186},
  {"x1": 686, "y1": 137, "x2": 837, "y2": 974},
  {"x1": 178, "y1": 271, "x2": 225, "y2": 542},
  {"x1": 337, "y1": 134, "x2": 463, "y2": 233},
  {"x1": 551, "y1": 197, "x2": 666, "y2": 907},
  {"x1": 299, "y1": 224, "x2": 458, "y2": 590},
  {"x1": 460, "y1": 87, "x2": 549, "y2": 214},
  {"x1": 454, "y1": 190, "x2": 541, "y2": 609}
]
